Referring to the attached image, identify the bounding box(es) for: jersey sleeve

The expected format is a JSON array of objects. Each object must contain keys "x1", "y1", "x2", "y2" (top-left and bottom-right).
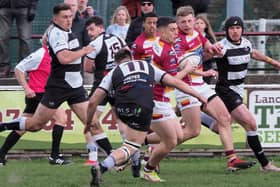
[
  {"x1": 98, "y1": 68, "x2": 114, "y2": 92},
  {"x1": 86, "y1": 36, "x2": 103, "y2": 60},
  {"x1": 151, "y1": 64, "x2": 167, "y2": 83},
  {"x1": 15, "y1": 48, "x2": 46, "y2": 72},
  {"x1": 118, "y1": 35, "x2": 127, "y2": 48},
  {"x1": 48, "y1": 29, "x2": 68, "y2": 54}
]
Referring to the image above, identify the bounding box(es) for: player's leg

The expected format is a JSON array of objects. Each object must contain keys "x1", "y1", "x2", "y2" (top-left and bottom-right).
[
  {"x1": 175, "y1": 90, "x2": 202, "y2": 143},
  {"x1": 49, "y1": 108, "x2": 71, "y2": 165},
  {"x1": 143, "y1": 118, "x2": 179, "y2": 182},
  {"x1": 91, "y1": 103, "x2": 151, "y2": 186},
  {"x1": 70, "y1": 100, "x2": 99, "y2": 165},
  {"x1": 231, "y1": 104, "x2": 280, "y2": 172}
]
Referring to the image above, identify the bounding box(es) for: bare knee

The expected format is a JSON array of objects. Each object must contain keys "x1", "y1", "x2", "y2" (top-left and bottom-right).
[
  {"x1": 28, "y1": 124, "x2": 42, "y2": 132},
  {"x1": 184, "y1": 125, "x2": 201, "y2": 139},
  {"x1": 216, "y1": 113, "x2": 231, "y2": 127},
  {"x1": 162, "y1": 138, "x2": 177, "y2": 152},
  {"x1": 244, "y1": 119, "x2": 257, "y2": 131}
]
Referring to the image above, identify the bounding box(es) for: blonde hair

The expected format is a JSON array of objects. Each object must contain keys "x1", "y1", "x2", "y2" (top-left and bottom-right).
[
  {"x1": 196, "y1": 14, "x2": 216, "y2": 42},
  {"x1": 176, "y1": 6, "x2": 194, "y2": 17},
  {"x1": 111, "y1": 6, "x2": 131, "y2": 25}
]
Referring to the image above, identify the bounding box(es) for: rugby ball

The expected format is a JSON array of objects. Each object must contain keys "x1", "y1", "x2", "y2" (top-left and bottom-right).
[{"x1": 178, "y1": 52, "x2": 202, "y2": 70}]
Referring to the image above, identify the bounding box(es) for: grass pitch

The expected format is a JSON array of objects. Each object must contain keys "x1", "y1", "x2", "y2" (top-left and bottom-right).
[{"x1": 0, "y1": 157, "x2": 280, "y2": 187}]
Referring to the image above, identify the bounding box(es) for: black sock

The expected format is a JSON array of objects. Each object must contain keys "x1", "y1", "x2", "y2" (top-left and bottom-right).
[
  {"x1": 0, "y1": 131, "x2": 22, "y2": 159},
  {"x1": 144, "y1": 137, "x2": 149, "y2": 145},
  {"x1": 51, "y1": 125, "x2": 64, "y2": 158},
  {"x1": 99, "y1": 163, "x2": 108, "y2": 174},
  {"x1": 95, "y1": 137, "x2": 112, "y2": 156},
  {"x1": 247, "y1": 135, "x2": 269, "y2": 167},
  {"x1": 0, "y1": 121, "x2": 20, "y2": 132}
]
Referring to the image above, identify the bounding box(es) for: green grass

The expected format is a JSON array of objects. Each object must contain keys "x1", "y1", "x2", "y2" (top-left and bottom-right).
[{"x1": 1, "y1": 157, "x2": 280, "y2": 187}]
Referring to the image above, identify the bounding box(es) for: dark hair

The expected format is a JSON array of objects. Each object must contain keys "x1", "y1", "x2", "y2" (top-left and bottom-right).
[
  {"x1": 53, "y1": 3, "x2": 71, "y2": 15},
  {"x1": 143, "y1": 12, "x2": 158, "y2": 22},
  {"x1": 85, "y1": 16, "x2": 104, "y2": 28},
  {"x1": 224, "y1": 16, "x2": 244, "y2": 42},
  {"x1": 157, "y1": 16, "x2": 176, "y2": 28},
  {"x1": 141, "y1": 0, "x2": 155, "y2": 6},
  {"x1": 115, "y1": 48, "x2": 132, "y2": 63}
]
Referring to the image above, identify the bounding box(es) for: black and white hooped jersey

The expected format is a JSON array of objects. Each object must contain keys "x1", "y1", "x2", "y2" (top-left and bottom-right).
[
  {"x1": 86, "y1": 32, "x2": 127, "y2": 82},
  {"x1": 47, "y1": 23, "x2": 83, "y2": 89},
  {"x1": 98, "y1": 60, "x2": 166, "y2": 110},
  {"x1": 216, "y1": 37, "x2": 252, "y2": 96}
]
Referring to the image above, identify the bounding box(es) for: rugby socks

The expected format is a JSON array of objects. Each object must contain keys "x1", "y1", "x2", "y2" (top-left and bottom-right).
[
  {"x1": 225, "y1": 150, "x2": 237, "y2": 162},
  {"x1": 100, "y1": 155, "x2": 116, "y2": 173},
  {"x1": 0, "y1": 131, "x2": 21, "y2": 159},
  {"x1": 131, "y1": 149, "x2": 141, "y2": 166},
  {"x1": 144, "y1": 137, "x2": 149, "y2": 145},
  {"x1": 86, "y1": 142, "x2": 98, "y2": 161},
  {"x1": 51, "y1": 125, "x2": 64, "y2": 158},
  {"x1": 144, "y1": 162, "x2": 156, "y2": 172},
  {"x1": 247, "y1": 131, "x2": 269, "y2": 167},
  {"x1": 0, "y1": 117, "x2": 26, "y2": 132},
  {"x1": 93, "y1": 133, "x2": 112, "y2": 156},
  {"x1": 201, "y1": 112, "x2": 217, "y2": 133}
]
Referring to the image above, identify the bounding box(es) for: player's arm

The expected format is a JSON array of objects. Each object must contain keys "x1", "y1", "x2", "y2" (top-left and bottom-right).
[
  {"x1": 15, "y1": 48, "x2": 46, "y2": 98},
  {"x1": 162, "y1": 74, "x2": 207, "y2": 107},
  {"x1": 14, "y1": 68, "x2": 35, "y2": 98},
  {"x1": 57, "y1": 45, "x2": 94, "y2": 65},
  {"x1": 175, "y1": 62, "x2": 196, "y2": 79},
  {"x1": 85, "y1": 88, "x2": 107, "y2": 133},
  {"x1": 85, "y1": 70, "x2": 114, "y2": 133},
  {"x1": 153, "y1": 64, "x2": 207, "y2": 107},
  {"x1": 252, "y1": 49, "x2": 280, "y2": 69},
  {"x1": 204, "y1": 40, "x2": 223, "y2": 56},
  {"x1": 192, "y1": 68, "x2": 218, "y2": 78}
]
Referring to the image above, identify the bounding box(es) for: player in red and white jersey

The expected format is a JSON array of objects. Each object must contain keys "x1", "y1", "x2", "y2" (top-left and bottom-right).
[
  {"x1": 174, "y1": 6, "x2": 255, "y2": 171},
  {"x1": 131, "y1": 12, "x2": 158, "y2": 62},
  {"x1": 142, "y1": 16, "x2": 207, "y2": 182},
  {"x1": 175, "y1": 28, "x2": 209, "y2": 84}
]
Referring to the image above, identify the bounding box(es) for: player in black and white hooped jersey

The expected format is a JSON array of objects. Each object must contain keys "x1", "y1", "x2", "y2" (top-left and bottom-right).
[
  {"x1": 214, "y1": 16, "x2": 280, "y2": 172},
  {"x1": 0, "y1": 3, "x2": 95, "y2": 160},
  {"x1": 85, "y1": 48, "x2": 207, "y2": 186},
  {"x1": 83, "y1": 16, "x2": 132, "y2": 168}
]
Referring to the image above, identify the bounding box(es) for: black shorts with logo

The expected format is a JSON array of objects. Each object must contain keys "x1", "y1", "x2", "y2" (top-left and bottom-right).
[
  {"x1": 215, "y1": 85, "x2": 243, "y2": 113},
  {"x1": 115, "y1": 103, "x2": 152, "y2": 132},
  {"x1": 23, "y1": 93, "x2": 44, "y2": 114},
  {"x1": 40, "y1": 86, "x2": 88, "y2": 109}
]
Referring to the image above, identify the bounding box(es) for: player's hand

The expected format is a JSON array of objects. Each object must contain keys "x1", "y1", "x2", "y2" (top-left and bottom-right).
[
  {"x1": 209, "y1": 43, "x2": 223, "y2": 56},
  {"x1": 199, "y1": 96, "x2": 208, "y2": 110},
  {"x1": 84, "y1": 118, "x2": 100, "y2": 134},
  {"x1": 183, "y1": 61, "x2": 197, "y2": 73},
  {"x1": 24, "y1": 87, "x2": 36, "y2": 98},
  {"x1": 272, "y1": 59, "x2": 280, "y2": 69},
  {"x1": 83, "y1": 45, "x2": 95, "y2": 55},
  {"x1": 203, "y1": 69, "x2": 218, "y2": 78},
  {"x1": 84, "y1": 123, "x2": 92, "y2": 134}
]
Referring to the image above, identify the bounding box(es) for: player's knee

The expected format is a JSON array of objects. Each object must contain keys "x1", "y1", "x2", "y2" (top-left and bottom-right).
[
  {"x1": 245, "y1": 119, "x2": 257, "y2": 131},
  {"x1": 187, "y1": 126, "x2": 201, "y2": 138},
  {"x1": 119, "y1": 140, "x2": 141, "y2": 163},
  {"x1": 163, "y1": 138, "x2": 177, "y2": 151},
  {"x1": 217, "y1": 113, "x2": 231, "y2": 127},
  {"x1": 29, "y1": 124, "x2": 42, "y2": 132}
]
